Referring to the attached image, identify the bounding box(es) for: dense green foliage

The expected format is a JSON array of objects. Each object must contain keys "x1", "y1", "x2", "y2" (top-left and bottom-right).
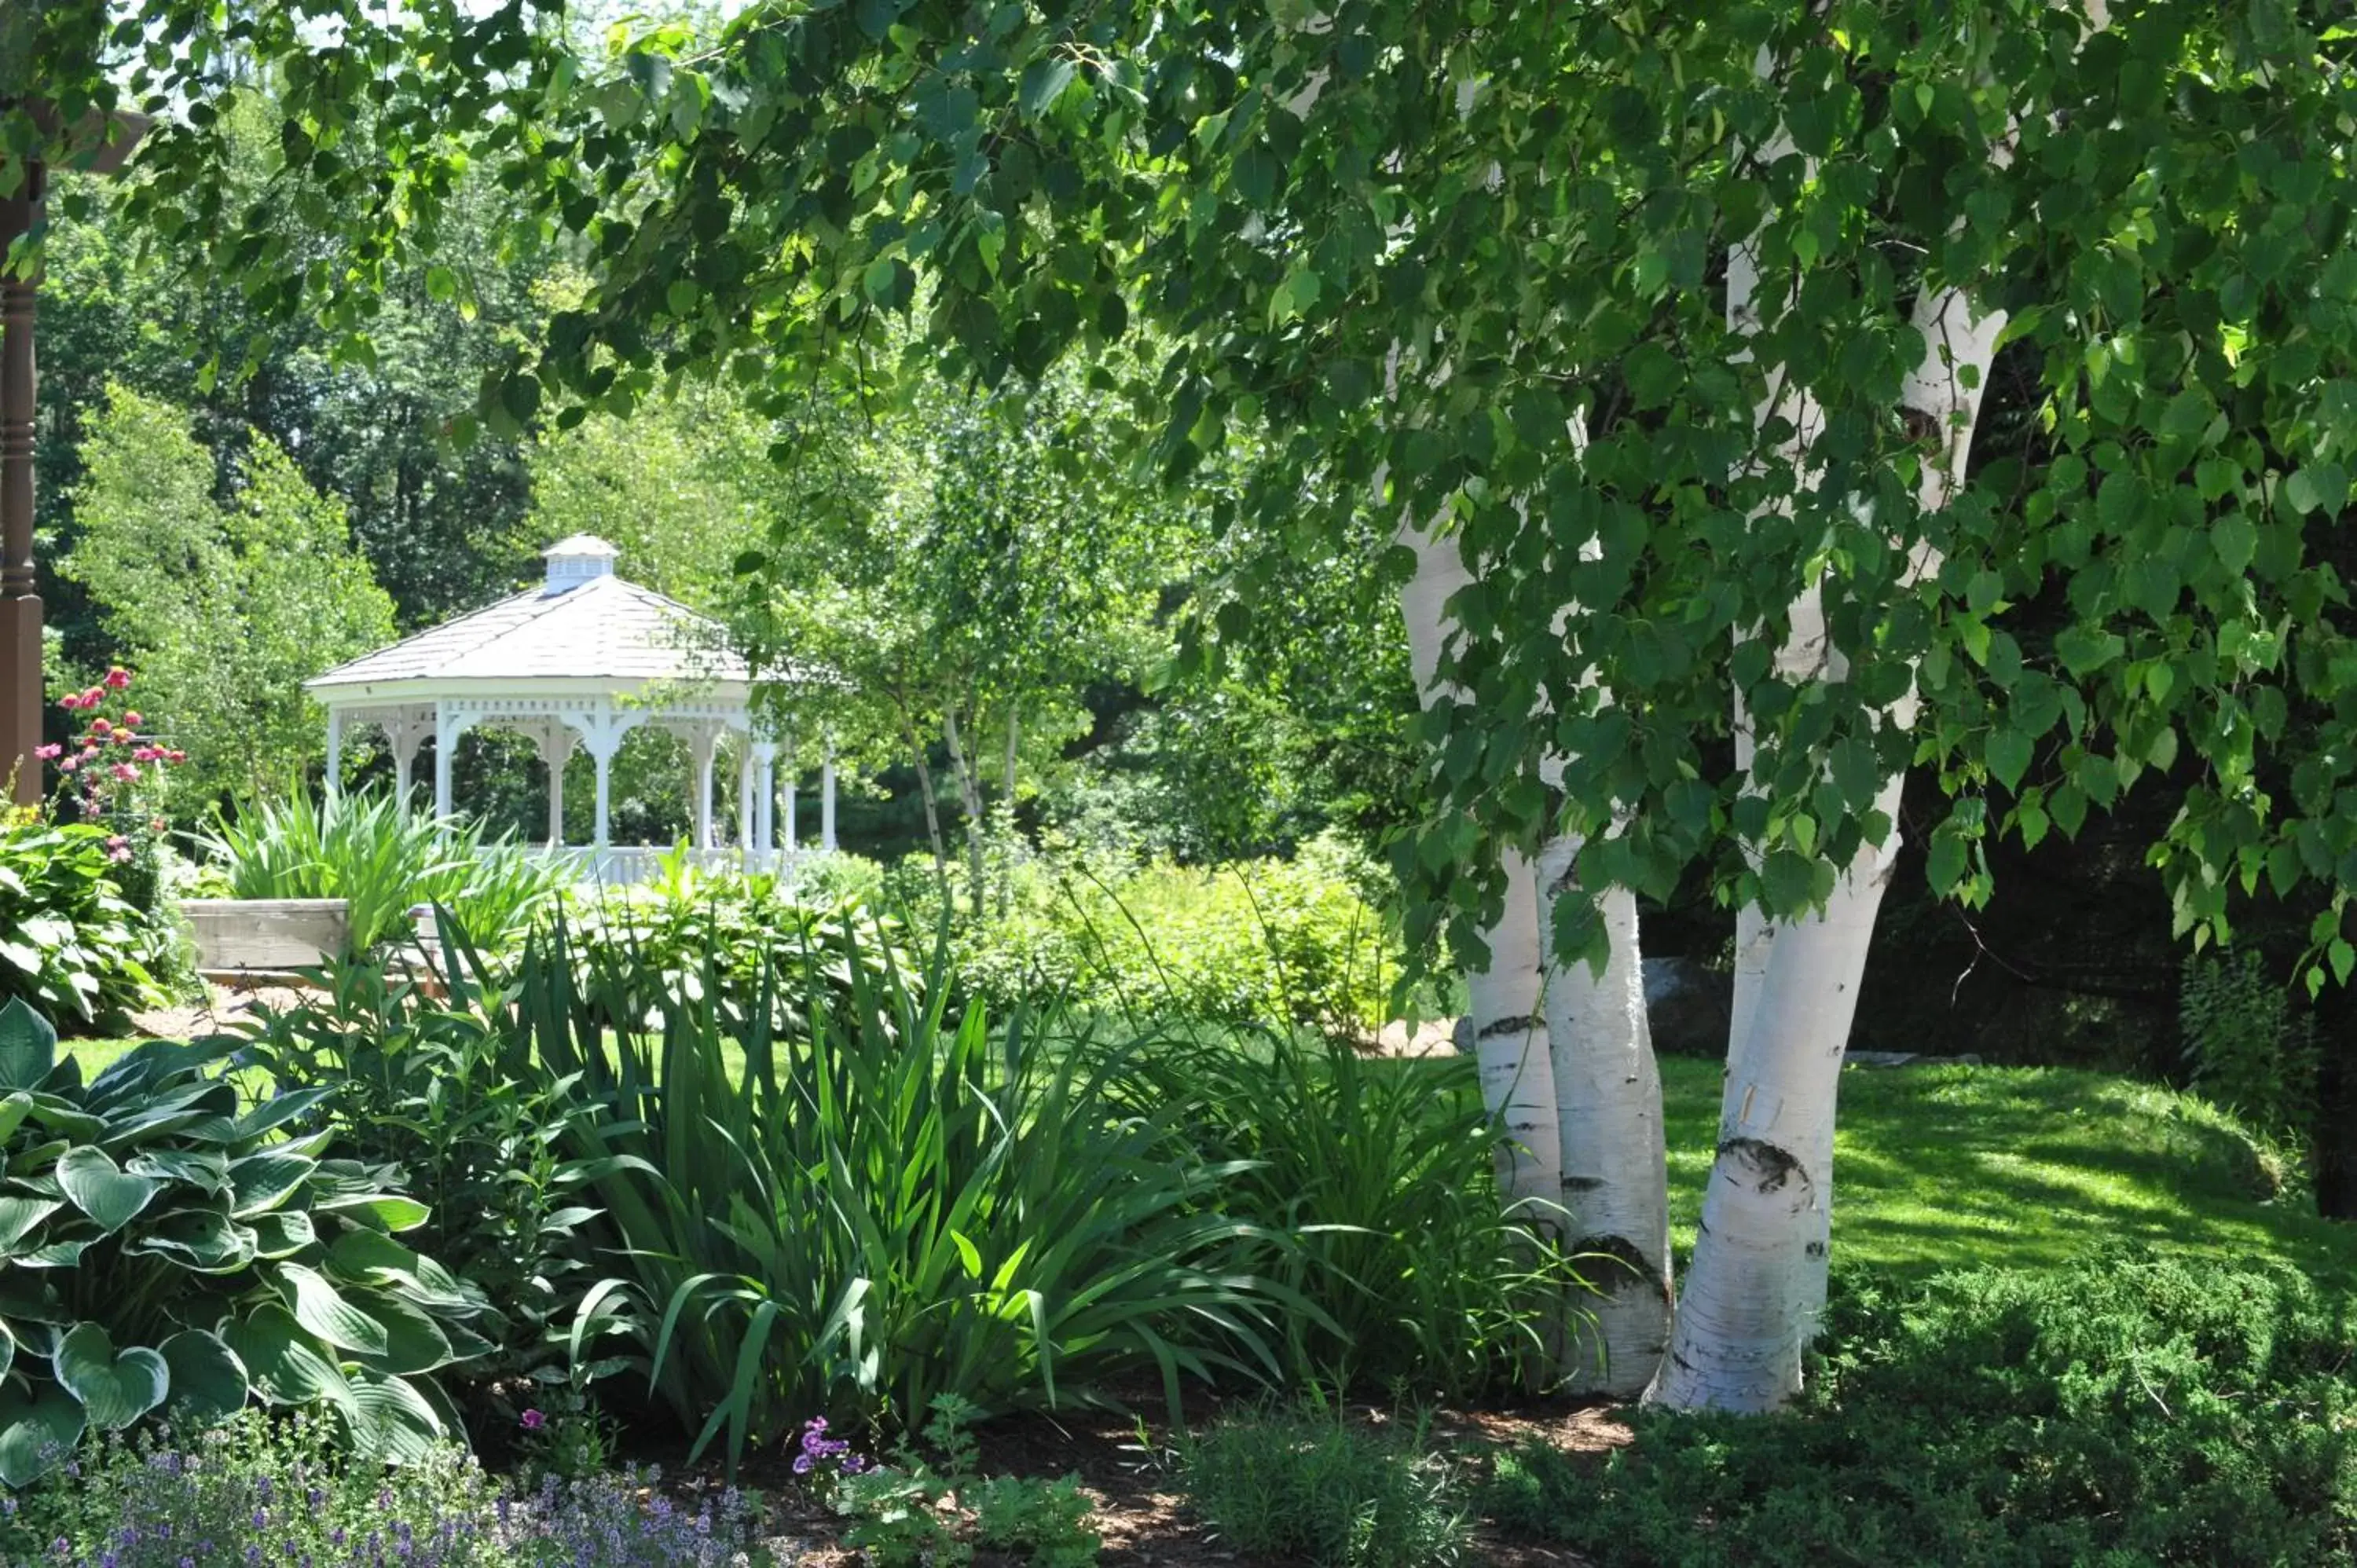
[
  {"x1": 1483, "y1": 1257, "x2": 2357, "y2": 1567},
  {"x1": 0, "y1": 820, "x2": 164, "y2": 1028},
  {"x1": 519, "y1": 930, "x2": 1290, "y2": 1466},
  {"x1": 558, "y1": 850, "x2": 911, "y2": 1037},
  {"x1": 202, "y1": 790, "x2": 567, "y2": 956},
  {"x1": 0, "y1": 1002, "x2": 489, "y2": 1486},
  {"x1": 1178, "y1": 1397, "x2": 1472, "y2": 1568},
  {"x1": 929, "y1": 830, "x2": 1406, "y2": 1039},
  {"x1": 58, "y1": 385, "x2": 397, "y2": 810},
  {"x1": 2179, "y1": 949, "x2": 2320, "y2": 1145},
  {"x1": 243, "y1": 954, "x2": 615, "y2": 1407},
  {"x1": 1148, "y1": 1037, "x2": 1571, "y2": 1398}
]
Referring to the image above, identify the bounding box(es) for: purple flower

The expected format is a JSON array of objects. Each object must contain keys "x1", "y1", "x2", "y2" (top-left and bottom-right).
[
  {"x1": 791, "y1": 1453, "x2": 814, "y2": 1475},
  {"x1": 519, "y1": 1409, "x2": 547, "y2": 1431}
]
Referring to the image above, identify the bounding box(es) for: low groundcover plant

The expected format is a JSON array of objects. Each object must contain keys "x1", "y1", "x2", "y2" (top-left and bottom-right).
[{"x1": 4, "y1": 1411, "x2": 785, "y2": 1568}]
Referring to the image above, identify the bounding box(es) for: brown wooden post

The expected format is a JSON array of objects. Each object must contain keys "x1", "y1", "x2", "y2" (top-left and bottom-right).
[{"x1": 0, "y1": 160, "x2": 42, "y2": 807}]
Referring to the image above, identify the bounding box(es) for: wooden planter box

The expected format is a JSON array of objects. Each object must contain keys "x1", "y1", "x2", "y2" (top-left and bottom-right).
[{"x1": 178, "y1": 899, "x2": 351, "y2": 974}]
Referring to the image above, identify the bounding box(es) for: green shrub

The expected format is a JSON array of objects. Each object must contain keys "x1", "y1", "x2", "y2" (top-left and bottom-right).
[
  {"x1": 0, "y1": 999, "x2": 491, "y2": 1485},
  {"x1": 203, "y1": 789, "x2": 566, "y2": 954},
  {"x1": 1177, "y1": 1396, "x2": 1473, "y2": 1568},
  {"x1": 1149, "y1": 1031, "x2": 1576, "y2": 1399},
  {"x1": 503, "y1": 926, "x2": 1292, "y2": 1468},
  {"x1": 556, "y1": 845, "x2": 911, "y2": 1036},
  {"x1": 933, "y1": 830, "x2": 1407, "y2": 1039},
  {"x1": 0, "y1": 818, "x2": 166, "y2": 1027},
  {"x1": 2179, "y1": 948, "x2": 2319, "y2": 1146},
  {"x1": 1481, "y1": 1255, "x2": 2357, "y2": 1567}
]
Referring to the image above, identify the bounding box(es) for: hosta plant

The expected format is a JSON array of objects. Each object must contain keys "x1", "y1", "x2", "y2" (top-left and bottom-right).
[{"x1": 0, "y1": 998, "x2": 491, "y2": 1486}]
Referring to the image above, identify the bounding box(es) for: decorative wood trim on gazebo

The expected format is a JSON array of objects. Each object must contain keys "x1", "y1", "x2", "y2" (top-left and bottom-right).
[{"x1": 304, "y1": 537, "x2": 835, "y2": 881}]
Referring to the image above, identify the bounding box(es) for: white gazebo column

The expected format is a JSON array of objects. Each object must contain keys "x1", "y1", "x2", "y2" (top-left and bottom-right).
[
  {"x1": 324, "y1": 709, "x2": 345, "y2": 798},
  {"x1": 752, "y1": 739, "x2": 778, "y2": 863},
  {"x1": 688, "y1": 726, "x2": 720, "y2": 852},
  {"x1": 820, "y1": 740, "x2": 838, "y2": 852},
  {"x1": 566, "y1": 704, "x2": 629, "y2": 852},
  {"x1": 736, "y1": 745, "x2": 757, "y2": 869},
  {"x1": 432, "y1": 702, "x2": 469, "y2": 819},
  {"x1": 383, "y1": 709, "x2": 432, "y2": 800},
  {"x1": 782, "y1": 764, "x2": 797, "y2": 855},
  {"x1": 533, "y1": 723, "x2": 576, "y2": 848}
]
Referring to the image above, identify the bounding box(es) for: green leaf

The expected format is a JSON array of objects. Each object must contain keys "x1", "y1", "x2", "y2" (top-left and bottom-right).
[
  {"x1": 1019, "y1": 57, "x2": 1076, "y2": 118},
  {"x1": 247, "y1": 1211, "x2": 317, "y2": 1258},
  {"x1": 229, "y1": 1151, "x2": 315, "y2": 1218},
  {"x1": 0, "y1": 1383, "x2": 85, "y2": 1487},
  {"x1": 346, "y1": 1291, "x2": 457, "y2": 1376},
  {"x1": 126, "y1": 1207, "x2": 256, "y2": 1273},
  {"x1": 159, "y1": 1329, "x2": 249, "y2": 1423},
  {"x1": 0, "y1": 1000, "x2": 56, "y2": 1090},
  {"x1": 222, "y1": 1304, "x2": 344, "y2": 1406},
  {"x1": 0, "y1": 1196, "x2": 58, "y2": 1253},
  {"x1": 2286, "y1": 461, "x2": 2349, "y2": 516},
  {"x1": 314, "y1": 1193, "x2": 431, "y2": 1233},
  {"x1": 53, "y1": 1322, "x2": 168, "y2": 1431},
  {"x1": 55, "y1": 1147, "x2": 159, "y2": 1234},
  {"x1": 1986, "y1": 728, "x2": 2033, "y2": 793},
  {"x1": 344, "y1": 1370, "x2": 445, "y2": 1464},
  {"x1": 276, "y1": 1262, "x2": 390, "y2": 1356}
]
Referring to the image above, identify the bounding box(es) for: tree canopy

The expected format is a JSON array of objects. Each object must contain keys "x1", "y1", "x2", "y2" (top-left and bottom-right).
[{"x1": 17, "y1": 0, "x2": 2357, "y2": 981}]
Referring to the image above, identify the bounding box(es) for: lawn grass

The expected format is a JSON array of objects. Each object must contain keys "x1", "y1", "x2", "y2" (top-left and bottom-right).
[{"x1": 1659, "y1": 1054, "x2": 2357, "y2": 1287}]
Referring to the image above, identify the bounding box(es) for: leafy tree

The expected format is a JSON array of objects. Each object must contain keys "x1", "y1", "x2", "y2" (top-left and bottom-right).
[
  {"x1": 734, "y1": 367, "x2": 1180, "y2": 905},
  {"x1": 58, "y1": 384, "x2": 396, "y2": 808}
]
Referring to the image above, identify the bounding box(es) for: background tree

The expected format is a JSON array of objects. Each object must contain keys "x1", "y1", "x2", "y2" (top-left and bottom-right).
[{"x1": 59, "y1": 383, "x2": 395, "y2": 808}]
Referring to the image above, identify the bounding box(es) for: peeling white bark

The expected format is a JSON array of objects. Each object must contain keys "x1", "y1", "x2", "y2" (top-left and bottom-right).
[
  {"x1": 1538, "y1": 843, "x2": 1672, "y2": 1395},
  {"x1": 1398, "y1": 518, "x2": 1564, "y2": 1216}
]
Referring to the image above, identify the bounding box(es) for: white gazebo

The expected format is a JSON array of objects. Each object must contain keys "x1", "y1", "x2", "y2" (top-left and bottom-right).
[{"x1": 304, "y1": 535, "x2": 836, "y2": 884}]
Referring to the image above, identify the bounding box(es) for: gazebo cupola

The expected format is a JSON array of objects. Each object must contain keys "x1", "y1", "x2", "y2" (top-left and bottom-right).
[{"x1": 303, "y1": 537, "x2": 835, "y2": 881}]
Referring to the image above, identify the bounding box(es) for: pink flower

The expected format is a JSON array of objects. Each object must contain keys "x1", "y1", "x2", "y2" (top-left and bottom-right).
[
  {"x1": 104, "y1": 834, "x2": 127, "y2": 850},
  {"x1": 133, "y1": 746, "x2": 159, "y2": 762},
  {"x1": 113, "y1": 731, "x2": 134, "y2": 746},
  {"x1": 148, "y1": 817, "x2": 166, "y2": 833},
  {"x1": 121, "y1": 712, "x2": 142, "y2": 727},
  {"x1": 108, "y1": 846, "x2": 130, "y2": 863},
  {"x1": 166, "y1": 749, "x2": 185, "y2": 764},
  {"x1": 59, "y1": 758, "x2": 78, "y2": 774},
  {"x1": 104, "y1": 667, "x2": 130, "y2": 691},
  {"x1": 57, "y1": 693, "x2": 81, "y2": 712},
  {"x1": 519, "y1": 1409, "x2": 545, "y2": 1431},
  {"x1": 89, "y1": 718, "x2": 111, "y2": 736},
  {"x1": 79, "y1": 746, "x2": 98, "y2": 761},
  {"x1": 82, "y1": 687, "x2": 104, "y2": 708},
  {"x1": 32, "y1": 744, "x2": 59, "y2": 760},
  {"x1": 110, "y1": 763, "x2": 137, "y2": 782}
]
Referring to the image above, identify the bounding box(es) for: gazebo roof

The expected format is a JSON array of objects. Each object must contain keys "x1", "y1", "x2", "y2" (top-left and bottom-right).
[{"x1": 306, "y1": 540, "x2": 750, "y2": 698}]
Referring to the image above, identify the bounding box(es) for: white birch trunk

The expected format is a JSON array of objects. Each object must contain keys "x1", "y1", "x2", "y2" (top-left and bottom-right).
[
  {"x1": 1658, "y1": 284, "x2": 2006, "y2": 1412},
  {"x1": 1538, "y1": 842, "x2": 1672, "y2": 1395},
  {"x1": 1397, "y1": 518, "x2": 1563, "y2": 1218}
]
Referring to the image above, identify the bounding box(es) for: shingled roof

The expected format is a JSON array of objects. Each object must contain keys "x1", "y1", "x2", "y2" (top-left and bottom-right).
[{"x1": 306, "y1": 538, "x2": 750, "y2": 693}]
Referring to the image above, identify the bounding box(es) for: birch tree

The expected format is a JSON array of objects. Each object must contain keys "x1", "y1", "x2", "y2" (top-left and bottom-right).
[{"x1": 29, "y1": 0, "x2": 2357, "y2": 1412}]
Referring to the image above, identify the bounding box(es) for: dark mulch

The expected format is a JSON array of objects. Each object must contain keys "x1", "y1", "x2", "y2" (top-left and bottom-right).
[{"x1": 713, "y1": 1382, "x2": 1625, "y2": 1567}]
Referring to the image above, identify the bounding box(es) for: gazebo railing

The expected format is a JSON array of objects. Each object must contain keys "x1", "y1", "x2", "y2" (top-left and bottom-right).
[{"x1": 537, "y1": 845, "x2": 795, "y2": 887}]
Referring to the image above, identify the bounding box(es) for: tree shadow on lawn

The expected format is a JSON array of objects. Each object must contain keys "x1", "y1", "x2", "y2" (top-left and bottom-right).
[{"x1": 1658, "y1": 1057, "x2": 2356, "y2": 1287}]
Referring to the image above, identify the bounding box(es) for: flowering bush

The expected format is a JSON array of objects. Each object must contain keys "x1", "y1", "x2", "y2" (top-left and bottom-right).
[
  {"x1": 45, "y1": 667, "x2": 185, "y2": 843},
  {"x1": 6, "y1": 1412, "x2": 791, "y2": 1568}
]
